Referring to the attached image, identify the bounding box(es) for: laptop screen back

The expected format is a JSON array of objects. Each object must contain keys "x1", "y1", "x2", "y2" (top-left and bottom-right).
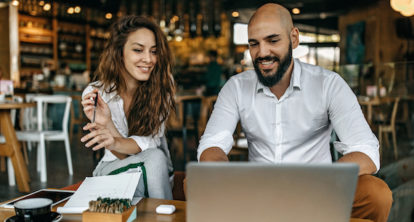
[{"x1": 186, "y1": 162, "x2": 359, "y2": 222}]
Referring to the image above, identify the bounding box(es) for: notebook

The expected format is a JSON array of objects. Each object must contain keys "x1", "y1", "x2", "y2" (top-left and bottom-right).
[{"x1": 186, "y1": 162, "x2": 359, "y2": 222}]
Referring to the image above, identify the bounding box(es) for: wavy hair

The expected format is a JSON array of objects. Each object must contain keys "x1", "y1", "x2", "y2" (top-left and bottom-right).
[{"x1": 93, "y1": 15, "x2": 175, "y2": 136}]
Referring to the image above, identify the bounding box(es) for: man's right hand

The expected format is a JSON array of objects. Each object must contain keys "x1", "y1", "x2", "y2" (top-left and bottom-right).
[
  {"x1": 184, "y1": 147, "x2": 229, "y2": 198},
  {"x1": 199, "y1": 147, "x2": 229, "y2": 162}
]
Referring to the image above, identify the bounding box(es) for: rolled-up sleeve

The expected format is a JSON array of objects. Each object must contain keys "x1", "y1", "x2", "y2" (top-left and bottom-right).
[
  {"x1": 129, "y1": 123, "x2": 164, "y2": 152},
  {"x1": 326, "y1": 74, "x2": 380, "y2": 172},
  {"x1": 197, "y1": 79, "x2": 240, "y2": 160}
]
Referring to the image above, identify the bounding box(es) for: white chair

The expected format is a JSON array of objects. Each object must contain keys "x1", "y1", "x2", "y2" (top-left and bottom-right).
[{"x1": 16, "y1": 95, "x2": 73, "y2": 182}]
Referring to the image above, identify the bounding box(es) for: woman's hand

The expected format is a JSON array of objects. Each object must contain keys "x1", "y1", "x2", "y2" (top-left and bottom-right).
[
  {"x1": 81, "y1": 122, "x2": 116, "y2": 151},
  {"x1": 81, "y1": 89, "x2": 111, "y2": 126}
]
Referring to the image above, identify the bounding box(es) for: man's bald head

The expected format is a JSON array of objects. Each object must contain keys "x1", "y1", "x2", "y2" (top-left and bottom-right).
[{"x1": 249, "y1": 3, "x2": 294, "y2": 34}]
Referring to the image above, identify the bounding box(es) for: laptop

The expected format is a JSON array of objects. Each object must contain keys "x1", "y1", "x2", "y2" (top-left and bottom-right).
[{"x1": 186, "y1": 162, "x2": 359, "y2": 222}]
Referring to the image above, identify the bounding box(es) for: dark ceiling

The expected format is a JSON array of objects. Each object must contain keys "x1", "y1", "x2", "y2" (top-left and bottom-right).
[
  {"x1": 2, "y1": 0, "x2": 380, "y2": 33},
  {"x1": 222, "y1": 0, "x2": 380, "y2": 32}
]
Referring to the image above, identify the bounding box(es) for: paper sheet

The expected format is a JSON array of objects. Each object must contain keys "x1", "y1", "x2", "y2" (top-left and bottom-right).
[{"x1": 57, "y1": 172, "x2": 141, "y2": 214}]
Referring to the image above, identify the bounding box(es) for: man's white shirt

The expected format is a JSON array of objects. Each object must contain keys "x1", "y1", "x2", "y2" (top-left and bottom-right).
[{"x1": 197, "y1": 58, "x2": 380, "y2": 171}]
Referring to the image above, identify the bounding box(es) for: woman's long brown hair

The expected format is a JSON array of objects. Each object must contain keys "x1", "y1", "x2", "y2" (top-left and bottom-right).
[{"x1": 93, "y1": 15, "x2": 175, "y2": 136}]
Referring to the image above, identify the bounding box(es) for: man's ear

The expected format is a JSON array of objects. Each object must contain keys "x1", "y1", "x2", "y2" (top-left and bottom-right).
[{"x1": 290, "y1": 27, "x2": 300, "y2": 49}]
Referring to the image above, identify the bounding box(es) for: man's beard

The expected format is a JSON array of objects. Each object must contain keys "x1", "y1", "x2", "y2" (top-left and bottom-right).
[{"x1": 253, "y1": 43, "x2": 293, "y2": 87}]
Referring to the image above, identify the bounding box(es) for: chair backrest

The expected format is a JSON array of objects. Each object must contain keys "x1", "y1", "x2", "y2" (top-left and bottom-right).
[
  {"x1": 376, "y1": 96, "x2": 400, "y2": 127},
  {"x1": 167, "y1": 95, "x2": 203, "y2": 130},
  {"x1": 70, "y1": 95, "x2": 87, "y2": 123},
  {"x1": 33, "y1": 95, "x2": 72, "y2": 132},
  {"x1": 389, "y1": 97, "x2": 400, "y2": 127},
  {"x1": 198, "y1": 95, "x2": 217, "y2": 136}
]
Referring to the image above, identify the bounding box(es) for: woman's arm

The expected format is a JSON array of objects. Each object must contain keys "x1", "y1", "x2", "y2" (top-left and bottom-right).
[{"x1": 81, "y1": 122, "x2": 142, "y2": 155}]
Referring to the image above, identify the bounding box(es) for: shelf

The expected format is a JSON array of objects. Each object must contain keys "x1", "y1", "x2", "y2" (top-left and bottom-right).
[
  {"x1": 19, "y1": 27, "x2": 53, "y2": 44},
  {"x1": 20, "y1": 52, "x2": 53, "y2": 57}
]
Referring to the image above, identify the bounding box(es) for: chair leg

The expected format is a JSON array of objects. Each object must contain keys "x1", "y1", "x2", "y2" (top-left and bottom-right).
[
  {"x1": 27, "y1": 141, "x2": 32, "y2": 152},
  {"x1": 39, "y1": 135, "x2": 47, "y2": 182},
  {"x1": 36, "y1": 142, "x2": 41, "y2": 172},
  {"x1": 21, "y1": 142, "x2": 29, "y2": 165},
  {"x1": 7, "y1": 158, "x2": 15, "y2": 186},
  {"x1": 64, "y1": 136, "x2": 73, "y2": 175},
  {"x1": 69, "y1": 122, "x2": 74, "y2": 142},
  {"x1": 0, "y1": 157, "x2": 5, "y2": 172},
  {"x1": 384, "y1": 132, "x2": 391, "y2": 149},
  {"x1": 392, "y1": 129, "x2": 398, "y2": 160}
]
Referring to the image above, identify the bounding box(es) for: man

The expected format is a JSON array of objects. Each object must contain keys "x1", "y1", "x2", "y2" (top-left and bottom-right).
[
  {"x1": 204, "y1": 50, "x2": 223, "y2": 96},
  {"x1": 197, "y1": 3, "x2": 392, "y2": 222}
]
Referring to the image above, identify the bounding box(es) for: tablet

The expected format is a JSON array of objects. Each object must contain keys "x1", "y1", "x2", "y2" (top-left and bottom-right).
[{"x1": 1, "y1": 189, "x2": 75, "y2": 208}]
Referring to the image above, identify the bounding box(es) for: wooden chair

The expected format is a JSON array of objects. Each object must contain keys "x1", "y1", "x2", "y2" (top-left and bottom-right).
[
  {"x1": 166, "y1": 95, "x2": 203, "y2": 164},
  {"x1": 376, "y1": 97, "x2": 400, "y2": 160},
  {"x1": 198, "y1": 95, "x2": 217, "y2": 137},
  {"x1": 69, "y1": 95, "x2": 88, "y2": 141}
]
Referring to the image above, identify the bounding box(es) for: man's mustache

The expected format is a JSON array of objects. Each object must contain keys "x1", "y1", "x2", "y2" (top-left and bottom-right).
[{"x1": 254, "y1": 56, "x2": 280, "y2": 64}]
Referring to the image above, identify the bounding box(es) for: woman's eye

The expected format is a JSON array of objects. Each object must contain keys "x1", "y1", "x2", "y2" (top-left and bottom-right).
[
  {"x1": 133, "y1": 49, "x2": 143, "y2": 53},
  {"x1": 151, "y1": 50, "x2": 157, "y2": 54}
]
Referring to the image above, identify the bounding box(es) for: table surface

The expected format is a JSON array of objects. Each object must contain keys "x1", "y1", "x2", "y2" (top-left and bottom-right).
[
  {"x1": 0, "y1": 197, "x2": 374, "y2": 222},
  {"x1": 0, "y1": 198, "x2": 185, "y2": 222},
  {"x1": 0, "y1": 101, "x2": 36, "y2": 109}
]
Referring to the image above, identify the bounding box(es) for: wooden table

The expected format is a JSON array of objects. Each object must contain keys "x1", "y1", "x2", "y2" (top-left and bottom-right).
[
  {"x1": 0, "y1": 197, "x2": 373, "y2": 221},
  {"x1": 0, "y1": 102, "x2": 35, "y2": 192},
  {"x1": 0, "y1": 198, "x2": 185, "y2": 221}
]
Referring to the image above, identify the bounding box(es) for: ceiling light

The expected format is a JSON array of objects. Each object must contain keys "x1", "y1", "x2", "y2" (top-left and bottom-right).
[
  {"x1": 43, "y1": 3, "x2": 51, "y2": 11},
  {"x1": 292, "y1": 8, "x2": 300, "y2": 14},
  {"x1": 67, "y1": 7, "x2": 74, "y2": 14},
  {"x1": 38, "y1": 0, "x2": 44, "y2": 6},
  {"x1": 74, "y1": 6, "x2": 81, "y2": 13},
  {"x1": 105, "y1": 13, "x2": 112, "y2": 19},
  {"x1": 11, "y1": 0, "x2": 19, "y2": 6},
  {"x1": 232, "y1": 11, "x2": 239, "y2": 18},
  {"x1": 390, "y1": 0, "x2": 414, "y2": 17}
]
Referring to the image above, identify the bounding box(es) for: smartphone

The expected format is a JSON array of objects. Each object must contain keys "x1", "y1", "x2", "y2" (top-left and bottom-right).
[{"x1": 1, "y1": 189, "x2": 75, "y2": 208}]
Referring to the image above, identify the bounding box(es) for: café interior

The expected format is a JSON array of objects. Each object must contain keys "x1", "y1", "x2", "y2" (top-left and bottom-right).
[{"x1": 0, "y1": 0, "x2": 414, "y2": 221}]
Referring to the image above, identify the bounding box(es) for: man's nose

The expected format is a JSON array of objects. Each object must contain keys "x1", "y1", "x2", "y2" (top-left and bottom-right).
[{"x1": 258, "y1": 44, "x2": 270, "y2": 58}]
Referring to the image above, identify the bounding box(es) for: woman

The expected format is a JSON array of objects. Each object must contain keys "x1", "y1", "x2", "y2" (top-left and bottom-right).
[{"x1": 81, "y1": 15, "x2": 175, "y2": 199}]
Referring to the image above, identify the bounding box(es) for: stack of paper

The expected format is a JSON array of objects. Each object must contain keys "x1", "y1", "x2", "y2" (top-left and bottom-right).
[{"x1": 57, "y1": 172, "x2": 141, "y2": 214}]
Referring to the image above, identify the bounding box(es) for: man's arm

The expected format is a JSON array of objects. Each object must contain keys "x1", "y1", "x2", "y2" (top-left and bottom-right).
[
  {"x1": 326, "y1": 74, "x2": 380, "y2": 173},
  {"x1": 197, "y1": 78, "x2": 240, "y2": 160},
  {"x1": 200, "y1": 147, "x2": 229, "y2": 162},
  {"x1": 337, "y1": 152, "x2": 376, "y2": 175}
]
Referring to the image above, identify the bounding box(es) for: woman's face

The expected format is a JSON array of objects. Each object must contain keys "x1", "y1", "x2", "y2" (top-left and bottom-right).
[{"x1": 123, "y1": 28, "x2": 157, "y2": 82}]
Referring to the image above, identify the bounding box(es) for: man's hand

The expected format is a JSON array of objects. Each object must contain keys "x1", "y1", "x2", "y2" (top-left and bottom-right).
[
  {"x1": 200, "y1": 147, "x2": 229, "y2": 162},
  {"x1": 184, "y1": 147, "x2": 229, "y2": 199},
  {"x1": 337, "y1": 152, "x2": 376, "y2": 175}
]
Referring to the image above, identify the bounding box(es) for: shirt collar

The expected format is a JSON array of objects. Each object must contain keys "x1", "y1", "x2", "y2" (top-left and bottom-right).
[
  {"x1": 96, "y1": 83, "x2": 120, "y2": 103},
  {"x1": 256, "y1": 58, "x2": 302, "y2": 94}
]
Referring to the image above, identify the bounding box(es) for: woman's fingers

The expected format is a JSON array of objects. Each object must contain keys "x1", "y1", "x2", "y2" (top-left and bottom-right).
[
  {"x1": 82, "y1": 122, "x2": 98, "y2": 132},
  {"x1": 81, "y1": 126, "x2": 115, "y2": 150},
  {"x1": 91, "y1": 137, "x2": 115, "y2": 151}
]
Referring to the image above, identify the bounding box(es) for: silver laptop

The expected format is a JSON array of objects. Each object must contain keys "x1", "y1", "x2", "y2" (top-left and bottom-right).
[{"x1": 186, "y1": 162, "x2": 359, "y2": 222}]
